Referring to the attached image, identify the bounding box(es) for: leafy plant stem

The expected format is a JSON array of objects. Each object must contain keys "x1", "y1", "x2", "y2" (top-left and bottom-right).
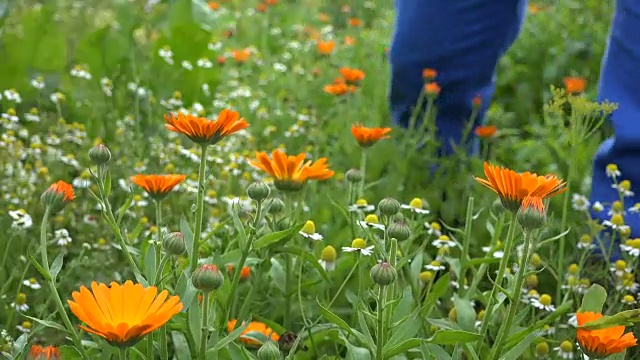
[{"x1": 190, "y1": 144, "x2": 209, "y2": 273}]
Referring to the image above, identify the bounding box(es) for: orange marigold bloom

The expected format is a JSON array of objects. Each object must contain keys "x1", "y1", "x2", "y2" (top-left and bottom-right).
[
  {"x1": 233, "y1": 48, "x2": 251, "y2": 63},
  {"x1": 422, "y1": 68, "x2": 437, "y2": 80},
  {"x1": 207, "y1": 1, "x2": 220, "y2": 10},
  {"x1": 323, "y1": 82, "x2": 356, "y2": 96},
  {"x1": 339, "y1": 67, "x2": 365, "y2": 84},
  {"x1": 474, "y1": 125, "x2": 497, "y2": 138},
  {"x1": 227, "y1": 265, "x2": 251, "y2": 280},
  {"x1": 27, "y1": 345, "x2": 61, "y2": 360},
  {"x1": 266, "y1": 0, "x2": 278, "y2": 4},
  {"x1": 248, "y1": 150, "x2": 334, "y2": 191},
  {"x1": 577, "y1": 311, "x2": 637, "y2": 358},
  {"x1": 164, "y1": 109, "x2": 249, "y2": 146},
  {"x1": 131, "y1": 174, "x2": 186, "y2": 201},
  {"x1": 474, "y1": 162, "x2": 566, "y2": 213},
  {"x1": 348, "y1": 17, "x2": 361, "y2": 27},
  {"x1": 227, "y1": 319, "x2": 279, "y2": 345},
  {"x1": 317, "y1": 40, "x2": 335, "y2": 55},
  {"x1": 47, "y1": 180, "x2": 75, "y2": 202},
  {"x1": 351, "y1": 123, "x2": 392, "y2": 147},
  {"x1": 42, "y1": 180, "x2": 75, "y2": 211},
  {"x1": 68, "y1": 281, "x2": 183, "y2": 347},
  {"x1": 563, "y1": 76, "x2": 586, "y2": 94},
  {"x1": 425, "y1": 82, "x2": 441, "y2": 96}
]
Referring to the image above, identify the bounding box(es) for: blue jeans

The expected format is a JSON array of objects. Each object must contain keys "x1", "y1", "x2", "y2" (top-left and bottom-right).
[{"x1": 390, "y1": 0, "x2": 640, "y2": 243}]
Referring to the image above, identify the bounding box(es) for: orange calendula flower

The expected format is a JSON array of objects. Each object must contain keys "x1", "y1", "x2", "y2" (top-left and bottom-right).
[
  {"x1": 248, "y1": 150, "x2": 334, "y2": 191},
  {"x1": 425, "y1": 82, "x2": 441, "y2": 96},
  {"x1": 41, "y1": 180, "x2": 75, "y2": 211},
  {"x1": 474, "y1": 125, "x2": 497, "y2": 138},
  {"x1": 227, "y1": 265, "x2": 251, "y2": 280},
  {"x1": 323, "y1": 81, "x2": 356, "y2": 96},
  {"x1": 131, "y1": 174, "x2": 187, "y2": 201},
  {"x1": 227, "y1": 319, "x2": 279, "y2": 345},
  {"x1": 317, "y1": 40, "x2": 335, "y2": 55},
  {"x1": 351, "y1": 123, "x2": 392, "y2": 147},
  {"x1": 474, "y1": 162, "x2": 566, "y2": 213},
  {"x1": 339, "y1": 67, "x2": 365, "y2": 84},
  {"x1": 68, "y1": 281, "x2": 183, "y2": 347},
  {"x1": 208, "y1": 1, "x2": 220, "y2": 10},
  {"x1": 563, "y1": 76, "x2": 586, "y2": 94},
  {"x1": 27, "y1": 345, "x2": 61, "y2": 360},
  {"x1": 577, "y1": 311, "x2": 637, "y2": 358},
  {"x1": 348, "y1": 17, "x2": 361, "y2": 27},
  {"x1": 232, "y1": 48, "x2": 251, "y2": 63},
  {"x1": 164, "y1": 109, "x2": 249, "y2": 146},
  {"x1": 422, "y1": 68, "x2": 437, "y2": 80}
]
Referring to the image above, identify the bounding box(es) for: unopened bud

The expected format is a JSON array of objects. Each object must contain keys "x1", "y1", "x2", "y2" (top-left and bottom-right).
[
  {"x1": 345, "y1": 169, "x2": 363, "y2": 183},
  {"x1": 378, "y1": 197, "x2": 401, "y2": 216},
  {"x1": 387, "y1": 221, "x2": 411, "y2": 241},
  {"x1": 163, "y1": 232, "x2": 186, "y2": 255},
  {"x1": 266, "y1": 198, "x2": 285, "y2": 214},
  {"x1": 88, "y1": 144, "x2": 112, "y2": 165},
  {"x1": 257, "y1": 341, "x2": 282, "y2": 360},
  {"x1": 370, "y1": 262, "x2": 397, "y2": 286},
  {"x1": 517, "y1": 196, "x2": 546, "y2": 230},
  {"x1": 192, "y1": 264, "x2": 224, "y2": 293},
  {"x1": 247, "y1": 181, "x2": 270, "y2": 201}
]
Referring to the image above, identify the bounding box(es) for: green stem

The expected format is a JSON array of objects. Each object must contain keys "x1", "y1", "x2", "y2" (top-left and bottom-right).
[
  {"x1": 155, "y1": 200, "x2": 163, "y2": 278},
  {"x1": 489, "y1": 229, "x2": 535, "y2": 360},
  {"x1": 460, "y1": 197, "x2": 474, "y2": 297},
  {"x1": 476, "y1": 215, "x2": 518, "y2": 349},
  {"x1": 119, "y1": 347, "x2": 127, "y2": 360},
  {"x1": 200, "y1": 292, "x2": 210, "y2": 360},
  {"x1": 40, "y1": 207, "x2": 90, "y2": 360},
  {"x1": 191, "y1": 144, "x2": 209, "y2": 273},
  {"x1": 375, "y1": 285, "x2": 387, "y2": 360},
  {"x1": 284, "y1": 253, "x2": 293, "y2": 329},
  {"x1": 358, "y1": 150, "x2": 368, "y2": 198}
]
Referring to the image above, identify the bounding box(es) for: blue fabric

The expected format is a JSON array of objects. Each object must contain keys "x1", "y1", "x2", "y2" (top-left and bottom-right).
[{"x1": 390, "y1": 0, "x2": 640, "y2": 244}]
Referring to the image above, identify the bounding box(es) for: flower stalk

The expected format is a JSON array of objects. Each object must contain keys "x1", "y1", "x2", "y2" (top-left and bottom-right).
[{"x1": 191, "y1": 144, "x2": 209, "y2": 272}]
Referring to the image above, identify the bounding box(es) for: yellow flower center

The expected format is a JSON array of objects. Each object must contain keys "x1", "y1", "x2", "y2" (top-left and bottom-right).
[
  {"x1": 526, "y1": 274, "x2": 538, "y2": 288},
  {"x1": 611, "y1": 214, "x2": 625, "y2": 226},
  {"x1": 615, "y1": 260, "x2": 627, "y2": 271},
  {"x1": 134, "y1": 195, "x2": 143, "y2": 202},
  {"x1": 409, "y1": 198, "x2": 423, "y2": 209},
  {"x1": 356, "y1": 199, "x2": 368, "y2": 206},
  {"x1": 430, "y1": 260, "x2": 441, "y2": 267},
  {"x1": 351, "y1": 238, "x2": 366, "y2": 249},
  {"x1": 207, "y1": 190, "x2": 217, "y2": 197},
  {"x1": 21, "y1": 321, "x2": 32, "y2": 329},
  {"x1": 632, "y1": 239, "x2": 640, "y2": 249},
  {"x1": 568, "y1": 263, "x2": 579, "y2": 275},
  {"x1": 321, "y1": 245, "x2": 337, "y2": 262},
  {"x1": 301, "y1": 220, "x2": 316, "y2": 234},
  {"x1": 607, "y1": 164, "x2": 619, "y2": 173},
  {"x1": 612, "y1": 201, "x2": 624, "y2": 212},
  {"x1": 16, "y1": 293, "x2": 27, "y2": 304},
  {"x1": 477, "y1": 310, "x2": 485, "y2": 320},
  {"x1": 560, "y1": 340, "x2": 573, "y2": 352},
  {"x1": 448, "y1": 308, "x2": 457, "y2": 322},
  {"x1": 580, "y1": 234, "x2": 592, "y2": 244},
  {"x1": 538, "y1": 294, "x2": 552, "y2": 306},
  {"x1": 98, "y1": 238, "x2": 106, "y2": 245},
  {"x1": 535, "y1": 342, "x2": 549, "y2": 356},
  {"x1": 619, "y1": 180, "x2": 632, "y2": 191},
  {"x1": 430, "y1": 222, "x2": 441, "y2": 231},
  {"x1": 149, "y1": 226, "x2": 158, "y2": 234},
  {"x1": 140, "y1": 217, "x2": 149, "y2": 224},
  {"x1": 364, "y1": 214, "x2": 379, "y2": 224},
  {"x1": 567, "y1": 276, "x2": 578, "y2": 286},
  {"x1": 8, "y1": 108, "x2": 16, "y2": 116},
  {"x1": 438, "y1": 235, "x2": 450, "y2": 242},
  {"x1": 530, "y1": 253, "x2": 541, "y2": 267},
  {"x1": 419, "y1": 271, "x2": 433, "y2": 283},
  {"x1": 437, "y1": 247, "x2": 449, "y2": 257},
  {"x1": 623, "y1": 294, "x2": 635, "y2": 303},
  {"x1": 29, "y1": 278, "x2": 37, "y2": 284},
  {"x1": 528, "y1": 289, "x2": 539, "y2": 297}
]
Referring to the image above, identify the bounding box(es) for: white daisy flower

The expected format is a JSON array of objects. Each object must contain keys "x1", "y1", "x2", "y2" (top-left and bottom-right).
[
  {"x1": 318, "y1": 259, "x2": 335, "y2": 272},
  {"x1": 554, "y1": 340, "x2": 575, "y2": 359},
  {"x1": 348, "y1": 199, "x2": 375, "y2": 213},
  {"x1": 22, "y1": 278, "x2": 41, "y2": 290},
  {"x1": 606, "y1": 164, "x2": 621, "y2": 179},
  {"x1": 54, "y1": 229, "x2": 73, "y2": 246},
  {"x1": 342, "y1": 245, "x2": 375, "y2": 256},
  {"x1": 181, "y1": 60, "x2": 194, "y2": 71},
  {"x1": 357, "y1": 216, "x2": 385, "y2": 231},
  {"x1": 571, "y1": 193, "x2": 590, "y2": 211},
  {"x1": 425, "y1": 222, "x2": 442, "y2": 236},
  {"x1": 10, "y1": 302, "x2": 28, "y2": 313},
  {"x1": 16, "y1": 322, "x2": 31, "y2": 333},
  {"x1": 530, "y1": 294, "x2": 555, "y2": 312},
  {"x1": 424, "y1": 260, "x2": 445, "y2": 271},
  {"x1": 592, "y1": 201, "x2": 604, "y2": 212},
  {"x1": 431, "y1": 235, "x2": 455, "y2": 249},
  {"x1": 400, "y1": 198, "x2": 430, "y2": 214},
  {"x1": 9, "y1": 209, "x2": 33, "y2": 229}
]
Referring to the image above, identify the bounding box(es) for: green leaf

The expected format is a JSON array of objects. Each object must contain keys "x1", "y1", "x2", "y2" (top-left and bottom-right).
[
  {"x1": 452, "y1": 294, "x2": 476, "y2": 332},
  {"x1": 410, "y1": 251, "x2": 423, "y2": 286},
  {"x1": 423, "y1": 273, "x2": 450, "y2": 315},
  {"x1": 253, "y1": 222, "x2": 304, "y2": 250},
  {"x1": 502, "y1": 329, "x2": 540, "y2": 360},
  {"x1": 50, "y1": 252, "x2": 64, "y2": 280},
  {"x1": 144, "y1": 245, "x2": 156, "y2": 284},
  {"x1": 27, "y1": 251, "x2": 51, "y2": 281},
  {"x1": 58, "y1": 346, "x2": 83, "y2": 360},
  {"x1": 357, "y1": 310, "x2": 376, "y2": 351},
  {"x1": 384, "y1": 338, "x2": 421, "y2": 359},
  {"x1": 426, "y1": 330, "x2": 482, "y2": 345},
  {"x1": 580, "y1": 284, "x2": 607, "y2": 313},
  {"x1": 181, "y1": 216, "x2": 194, "y2": 272},
  {"x1": 171, "y1": 331, "x2": 190, "y2": 359},
  {"x1": 317, "y1": 299, "x2": 370, "y2": 349},
  {"x1": 278, "y1": 246, "x2": 329, "y2": 281},
  {"x1": 328, "y1": 195, "x2": 351, "y2": 223},
  {"x1": 189, "y1": 297, "x2": 201, "y2": 345},
  {"x1": 12, "y1": 333, "x2": 28, "y2": 356},
  {"x1": 104, "y1": 170, "x2": 112, "y2": 198},
  {"x1": 579, "y1": 309, "x2": 640, "y2": 330},
  {"x1": 208, "y1": 322, "x2": 249, "y2": 353},
  {"x1": 338, "y1": 332, "x2": 372, "y2": 360},
  {"x1": 20, "y1": 314, "x2": 67, "y2": 332},
  {"x1": 116, "y1": 191, "x2": 135, "y2": 225},
  {"x1": 229, "y1": 206, "x2": 248, "y2": 250},
  {"x1": 388, "y1": 302, "x2": 422, "y2": 349}
]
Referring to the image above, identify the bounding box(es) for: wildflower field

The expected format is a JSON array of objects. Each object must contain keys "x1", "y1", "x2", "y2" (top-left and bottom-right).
[{"x1": 2, "y1": 0, "x2": 640, "y2": 359}]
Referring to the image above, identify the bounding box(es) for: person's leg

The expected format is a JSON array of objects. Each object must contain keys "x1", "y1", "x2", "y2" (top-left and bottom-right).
[
  {"x1": 389, "y1": 0, "x2": 527, "y2": 156},
  {"x1": 590, "y1": 0, "x2": 640, "y2": 252}
]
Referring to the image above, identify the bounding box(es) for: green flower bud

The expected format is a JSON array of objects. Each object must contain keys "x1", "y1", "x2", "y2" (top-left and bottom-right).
[
  {"x1": 370, "y1": 262, "x2": 397, "y2": 286},
  {"x1": 345, "y1": 169, "x2": 363, "y2": 183},
  {"x1": 378, "y1": 197, "x2": 401, "y2": 216},
  {"x1": 88, "y1": 144, "x2": 112, "y2": 165},
  {"x1": 247, "y1": 181, "x2": 270, "y2": 201},
  {"x1": 192, "y1": 264, "x2": 224, "y2": 293},
  {"x1": 266, "y1": 198, "x2": 285, "y2": 214},
  {"x1": 163, "y1": 232, "x2": 186, "y2": 255},
  {"x1": 387, "y1": 221, "x2": 411, "y2": 241},
  {"x1": 257, "y1": 341, "x2": 283, "y2": 360},
  {"x1": 517, "y1": 196, "x2": 546, "y2": 231}
]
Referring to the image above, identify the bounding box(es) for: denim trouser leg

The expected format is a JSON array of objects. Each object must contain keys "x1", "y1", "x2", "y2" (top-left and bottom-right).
[
  {"x1": 389, "y1": 0, "x2": 527, "y2": 156},
  {"x1": 590, "y1": 0, "x2": 640, "y2": 254}
]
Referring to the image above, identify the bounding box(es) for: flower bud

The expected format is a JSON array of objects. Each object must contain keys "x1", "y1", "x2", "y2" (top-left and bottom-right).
[
  {"x1": 192, "y1": 264, "x2": 224, "y2": 293},
  {"x1": 370, "y1": 262, "x2": 397, "y2": 286},
  {"x1": 266, "y1": 198, "x2": 285, "y2": 214},
  {"x1": 163, "y1": 232, "x2": 186, "y2": 255},
  {"x1": 88, "y1": 144, "x2": 112, "y2": 165},
  {"x1": 247, "y1": 181, "x2": 270, "y2": 201},
  {"x1": 517, "y1": 196, "x2": 546, "y2": 230},
  {"x1": 378, "y1": 197, "x2": 401, "y2": 216},
  {"x1": 387, "y1": 221, "x2": 411, "y2": 241},
  {"x1": 345, "y1": 169, "x2": 363, "y2": 183},
  {"x1": 41, "y1": 181, "x2": 75, "y2": 212},
  {"x1": 257, "y1": 341, "x2": 283, "y2": 360}
]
